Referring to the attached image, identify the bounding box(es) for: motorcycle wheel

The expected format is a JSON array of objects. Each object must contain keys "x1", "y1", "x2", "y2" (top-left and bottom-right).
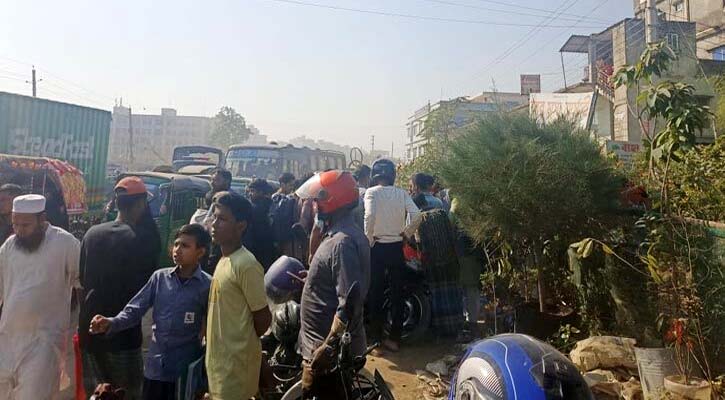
[
  {"x1": 280, "y1": 381, "x2": 303, "y2": 400},
  {"x1": 279, "y1": 371, "x2": 389, "y2": 400},
  {"x1": 383, "y1": 286, "x2": 431, "y2": 343}
]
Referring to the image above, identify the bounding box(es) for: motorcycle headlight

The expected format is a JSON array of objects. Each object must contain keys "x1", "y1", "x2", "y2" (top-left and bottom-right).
[{"x1": 454, "y1": 356, "x2": 504, "y2": 400}]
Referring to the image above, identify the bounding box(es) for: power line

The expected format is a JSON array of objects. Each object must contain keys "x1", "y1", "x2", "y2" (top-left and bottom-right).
[
  {"x1": 417, "y1": 0, "x2": 609, "y2": 25},
  {"x1": 258, "y1": 0, "x2": 606, "y2": 28},
  {"x1": 450, "y1": 0, "x2": 583, "y2": 93},
  {"x1": 472, "y1": 0, "x2": 611, "y2": 23},
  {"x1": 513, "y1": 0, "x2": 608, "y2": 69},
  {"x1": 36, "y1": 67, "x2": 116, "y2": 103}
]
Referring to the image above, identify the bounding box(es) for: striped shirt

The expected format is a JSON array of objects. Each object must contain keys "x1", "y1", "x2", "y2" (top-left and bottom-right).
[{"x1": 363, "y1": 185, "x2": 421, "y2": 246}]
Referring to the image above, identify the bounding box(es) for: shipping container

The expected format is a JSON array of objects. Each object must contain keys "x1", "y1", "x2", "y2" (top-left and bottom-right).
[{"x1": 0, "y1": 91, "x2": 112, "y2": 210}]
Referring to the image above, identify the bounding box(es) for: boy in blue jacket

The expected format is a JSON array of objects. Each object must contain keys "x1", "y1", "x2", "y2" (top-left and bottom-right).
[{"x1": 89, "y1": 224, "x2": 212, "y2": 400}]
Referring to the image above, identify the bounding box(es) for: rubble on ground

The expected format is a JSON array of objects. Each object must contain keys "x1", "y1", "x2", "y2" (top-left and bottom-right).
[
  {"x1": 418, "y1": 349, "x2": 468, "y2": 398},
  {"x1": 570, "y1": 336, "x2": 638, "y2": 371},
  {"x1": 570, "y1": 336, "x2": 644, "y2": 400},
  {"x1": 415, "y1": 336, "x2": 648, "y2": 399}
]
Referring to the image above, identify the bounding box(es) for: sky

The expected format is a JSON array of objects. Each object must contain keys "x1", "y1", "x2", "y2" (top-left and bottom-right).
[{"x1": 0, "y1": 0, "x2": 634, "y2": 157}]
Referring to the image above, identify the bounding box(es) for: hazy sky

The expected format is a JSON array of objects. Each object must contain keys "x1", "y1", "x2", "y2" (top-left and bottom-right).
[{"x1": 1, "y1": 0, "x2": 633, "y2": 156}]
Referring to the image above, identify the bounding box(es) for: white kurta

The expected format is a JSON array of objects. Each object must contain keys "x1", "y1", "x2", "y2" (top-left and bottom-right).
[{"x1": 0, "y1": 225, "x2": 80, "y2": 400}]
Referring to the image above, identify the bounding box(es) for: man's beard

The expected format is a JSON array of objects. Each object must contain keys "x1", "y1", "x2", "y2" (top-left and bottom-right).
[{"x1": 16, "y1": 229, "x2": 46, "y2": 252}]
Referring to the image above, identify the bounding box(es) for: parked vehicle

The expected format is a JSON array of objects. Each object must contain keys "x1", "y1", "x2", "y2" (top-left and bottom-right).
[
  {"x1": 111, "y1": 172, "x2": 210, "y2": 267},
  {"x1": 281, "y1": 283, "x2": 395, "y2": 400},
  {"x1": 176, "y1": 164, "x2": 216, "y2": 176},
  {"x1": 172, "y1": 145, "x2": 224, "y2": 171},
  {"x1": 383, "y1": 248, "x2": 432, "y2": 342},
  {"x1": 225, "y1": 144, "x2": 346, "y2": 180},
  {"x1": 0, "y1": 91, "x2": 112, "y2": 210},
  {"x1": 0, "y1": 153, "x2": 88, "y2": 235}
]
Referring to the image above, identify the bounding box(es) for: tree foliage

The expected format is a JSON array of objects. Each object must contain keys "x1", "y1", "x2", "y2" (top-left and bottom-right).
[
  {"x1": 614, "y1": 42, "x2": 711, "y2": 163},
  {"x1": 210, "y1": 106, "x2": 253, "y2": 149},
  {"x1": 438, "y1": 113, "x2": 625, "y2": 245}
]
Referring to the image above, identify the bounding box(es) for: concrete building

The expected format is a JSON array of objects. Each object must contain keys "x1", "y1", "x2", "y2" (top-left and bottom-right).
[
  {"x1": 634, "y1": 0, "x2": 725, "y2": 60},
  {"x1": 405, "y1": 92, "x2": 529, "y2": 161},
  {"x1": 560, "y1": 17, "x2": 719, "y2": 144},
  {"x1": 109, "y1": 106, "x2": 214, "y2": 170}
]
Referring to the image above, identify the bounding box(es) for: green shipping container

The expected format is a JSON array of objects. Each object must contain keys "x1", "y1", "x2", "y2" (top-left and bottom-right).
[{"x1": 0, "y1": 91, "x2": 112, "y2": 210}]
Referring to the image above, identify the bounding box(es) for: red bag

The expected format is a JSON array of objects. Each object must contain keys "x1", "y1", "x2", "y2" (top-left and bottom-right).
[{"x1": 403, "y1": 243, "x2": 421, "y2": 262}]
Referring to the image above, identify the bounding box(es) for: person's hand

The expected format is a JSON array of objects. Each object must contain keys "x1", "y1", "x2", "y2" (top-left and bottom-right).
[
  {"x1": 310, "y1": 343, "x2": 335, "y2": 373},
  {"x1": 89, "y1": 315, "x2": 111, "y2": 335}
]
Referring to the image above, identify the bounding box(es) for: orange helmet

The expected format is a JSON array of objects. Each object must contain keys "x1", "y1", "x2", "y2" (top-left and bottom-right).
[{"x1": 296, "y1": 170, "x2": 358, "y2": 216}]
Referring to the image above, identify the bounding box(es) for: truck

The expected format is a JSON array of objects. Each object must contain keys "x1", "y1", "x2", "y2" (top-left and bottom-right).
[{"x1": 0, "y1": 91, "x2": 112, "y2": 210}]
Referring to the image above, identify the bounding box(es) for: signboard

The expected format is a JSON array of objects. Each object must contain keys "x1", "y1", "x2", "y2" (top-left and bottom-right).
[
  {"x1": 520, "y1": 74, "x2": 541, "y2": 95},
  {"x1": 530, "y1": 93, "x2": 594, "y2": 128},
  {"x1": 605, "y1": 140, "x2": 641, "y2": 166}
]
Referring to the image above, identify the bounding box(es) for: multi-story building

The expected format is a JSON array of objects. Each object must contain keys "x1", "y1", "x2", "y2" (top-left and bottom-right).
[
  {"x1": 634, "y1": 0, "x2": 725, "y2": 60},
  {"x1": 109, "y1": 106, "x2": 214, "y2": 170},
  {"x1": 560, "y1": 17, "x2": 721, "y2": 144},
  {"x1": 405, "y1": 92, "x2": 529, "y2": 161}
]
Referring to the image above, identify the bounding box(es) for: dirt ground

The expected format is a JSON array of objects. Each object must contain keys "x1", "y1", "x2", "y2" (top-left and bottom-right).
[{"x1": 364, "y1": 338, "x2": 459, "y2": 400}]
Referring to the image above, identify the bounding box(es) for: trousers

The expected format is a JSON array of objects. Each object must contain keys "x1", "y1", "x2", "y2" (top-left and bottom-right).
[{"x1": 367, "y1": 241, "x2": 405, "y2": 342}]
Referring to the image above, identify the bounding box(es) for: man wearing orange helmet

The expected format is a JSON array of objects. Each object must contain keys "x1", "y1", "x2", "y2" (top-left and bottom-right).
[{"x1": 295, "y1": 170, "x2": 371, "y2": 399}]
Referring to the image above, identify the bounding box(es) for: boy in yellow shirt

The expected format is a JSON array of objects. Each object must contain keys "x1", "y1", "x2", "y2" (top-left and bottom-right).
[{"x1": 206, "y1": 192, "x2": 272, "y2": 399}]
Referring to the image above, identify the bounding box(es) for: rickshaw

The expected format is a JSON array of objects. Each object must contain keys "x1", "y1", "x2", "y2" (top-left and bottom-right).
[
  {"x1": 113, "y1": 172, "x2": 211, "y2": 268},
  {"x1": 0, "y1": 153, "x2": 87, "y2": 235}
]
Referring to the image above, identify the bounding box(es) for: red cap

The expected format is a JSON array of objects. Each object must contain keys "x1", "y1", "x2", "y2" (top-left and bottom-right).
[{"x1": 114, "y1": 176, "x2": 147, "y2": 196}]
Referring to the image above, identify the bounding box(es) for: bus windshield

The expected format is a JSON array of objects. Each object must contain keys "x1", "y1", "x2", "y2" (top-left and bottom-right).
[{"x1": 225, "y1": 148, "x2": 282, "y2": 180}]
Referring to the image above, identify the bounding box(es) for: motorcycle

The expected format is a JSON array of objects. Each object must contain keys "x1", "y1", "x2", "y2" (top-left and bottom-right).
[
  {"x1": 260, "y1": 301, "x2": 304, "y2": 399},
  {"x1": 382, "y1": 244, "x2": 431, "y2": 342},
  {"x1": 281, "y1": 283, "x2": 395, "y2": 400}
]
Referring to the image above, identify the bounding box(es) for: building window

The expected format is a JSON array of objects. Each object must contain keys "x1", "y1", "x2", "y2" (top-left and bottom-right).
[
  {"x1": 667, "y1": 33, "x2": 680, "y2": 53},
  {"x1": 673, "y1": 1, "x2": 684, "y2": 12},
  {"x1": 713, "y1": 46, "x2": 725, "y2": 61}
]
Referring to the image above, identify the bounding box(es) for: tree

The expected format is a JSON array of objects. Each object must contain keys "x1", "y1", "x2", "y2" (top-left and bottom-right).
[
  {"x1": 210, "y1": 106, "x2": 253, "y2": 149},
  {"x1": 577, "y1": 41, "x2": 724, "y2": 382},
  {"x1": 438, "y1": 113, "x2": 625, "y2": 312}
]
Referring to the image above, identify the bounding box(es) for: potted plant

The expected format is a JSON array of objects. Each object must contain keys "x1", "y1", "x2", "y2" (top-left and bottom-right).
[{"x1": 663, "y1": 318, "x2": 712, "y2": 399}]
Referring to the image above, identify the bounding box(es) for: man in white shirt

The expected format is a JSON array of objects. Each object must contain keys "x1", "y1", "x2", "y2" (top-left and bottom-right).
[
  {"x1": 364, "y1": 159, "x2": 420, "y2": 352},
  {"x1": 0, "y1": 194, "x2": 81, "y2": 399}
]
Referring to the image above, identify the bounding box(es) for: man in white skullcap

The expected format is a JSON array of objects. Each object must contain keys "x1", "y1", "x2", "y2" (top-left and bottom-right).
[{"x1": 0, "y1": 194, "x2": 81, "y2": 400}]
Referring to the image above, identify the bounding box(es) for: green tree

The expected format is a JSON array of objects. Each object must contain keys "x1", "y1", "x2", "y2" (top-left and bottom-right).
[
  {"x1": 438, "y1": 114, "x2": 625, "y2": 312},
  {"x1": 577, "y1": 41, "x2": 724, "y2": 381},
  {"x1": 211, "y1": 106, "x2": 253, "y2": 149}
]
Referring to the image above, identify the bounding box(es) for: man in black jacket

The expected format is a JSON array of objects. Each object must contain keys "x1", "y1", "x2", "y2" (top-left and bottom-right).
[
  {"x1": 244, "y1": 178, "x2": 279, "y2": 271},
  {"x1": 78, "y1": 177, "x2": 161, "y2": 400}
]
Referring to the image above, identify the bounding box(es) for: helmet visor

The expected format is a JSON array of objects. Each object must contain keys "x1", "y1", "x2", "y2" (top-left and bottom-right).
[{"x1": 295, "y1": 173, "x2": 323, "y2": 200}]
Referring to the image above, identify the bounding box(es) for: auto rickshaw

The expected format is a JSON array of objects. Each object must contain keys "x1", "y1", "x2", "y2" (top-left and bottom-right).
[
  {"x1": 0, "y1": 153, "x2": 87, "y2": 235},
  {"x1": 112, "y1": 172, "x2": 211, "y2": 268}
]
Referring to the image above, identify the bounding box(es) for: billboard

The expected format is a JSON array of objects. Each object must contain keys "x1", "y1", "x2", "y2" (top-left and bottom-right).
[
  {"x1": 530, "y1": 92, "x2": 594, "y2": 128},
  {"x1": 604, "y1": 140, "x2": 642, "y2": 166},
  {"x1": 520, "y1": 74, "x2": 541, "y2": 95}
]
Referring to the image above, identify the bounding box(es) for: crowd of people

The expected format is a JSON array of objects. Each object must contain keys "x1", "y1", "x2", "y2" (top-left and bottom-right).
[{"x1": 0, "y1": 158, "x2": 483, "y2": 400}]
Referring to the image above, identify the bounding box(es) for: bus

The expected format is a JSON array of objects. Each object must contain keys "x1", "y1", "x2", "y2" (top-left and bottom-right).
[
  {"x1": 171, "y1": 145, "x2": 224, "y2": 171},
  {"x1": 225, "y1": 144, "x2": 346, "y2": 180}
]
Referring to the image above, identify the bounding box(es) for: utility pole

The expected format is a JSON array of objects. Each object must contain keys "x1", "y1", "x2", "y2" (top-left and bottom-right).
[
  {"x1": 391, "y1": 142, "x2": 394, "y2": 159},
  {"x1": 32, "y1": 67, "x2": 37, "y2": 97},
  {"x1": 645, "y1": 0, "x2": 658, "y2": 44},
  {"x1": 128, "y1": 106, "x2": 135, "y2": 167},
  {"x1": 370, "y1": 135, "x2": 375, "y2": 154},
  {"x1": 26, "y1": 66, "x2": 42, "y2": 97}
]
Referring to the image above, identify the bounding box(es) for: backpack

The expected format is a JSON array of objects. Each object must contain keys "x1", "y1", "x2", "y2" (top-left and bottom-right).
[{"x1": 270, "y1": 194, "x2": 298, "y2": 243}]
